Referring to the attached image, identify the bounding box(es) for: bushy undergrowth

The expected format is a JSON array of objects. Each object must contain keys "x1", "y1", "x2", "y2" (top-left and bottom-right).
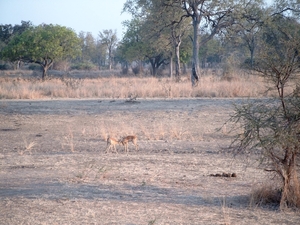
[{"x1": 0, "y1": 70, "x2": 275, "y2": 99}]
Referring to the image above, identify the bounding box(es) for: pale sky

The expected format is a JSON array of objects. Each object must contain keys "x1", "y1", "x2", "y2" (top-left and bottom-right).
[{"x1": 0, "y1": 0, "x2": 132, "y2": 39}]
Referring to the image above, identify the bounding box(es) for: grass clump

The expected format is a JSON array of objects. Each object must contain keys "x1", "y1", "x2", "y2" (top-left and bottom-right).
[{"x1": 250, "y1": 184, "x2": 282, "y2": 208}]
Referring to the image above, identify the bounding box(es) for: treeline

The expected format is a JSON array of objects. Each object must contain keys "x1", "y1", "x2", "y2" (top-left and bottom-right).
[{"x1": 0, "y1": 0, "x2": 299, "y2": 82}]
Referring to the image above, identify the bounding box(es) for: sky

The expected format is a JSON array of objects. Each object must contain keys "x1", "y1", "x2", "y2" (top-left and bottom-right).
[
  {"x1": 1, "y1": 0, "x2": 275, "y2": 40},
  {"x1": 0, "y1": 0, "x2": 132, "y2": 39}
]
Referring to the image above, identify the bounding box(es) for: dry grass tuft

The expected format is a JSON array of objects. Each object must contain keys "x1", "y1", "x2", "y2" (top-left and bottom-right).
[
  {"x1": 62, "y1": 128, "x2": 75, "y2": 152},
  {"x1": 19, "y1": 138, "x2": 37, "y2": 155},
  {"x1": 250, "y1": 184, "x2": 281, "y2": 207},
  {"x1": 221, "y1": 197, "x2": 231, "y2": 225}
]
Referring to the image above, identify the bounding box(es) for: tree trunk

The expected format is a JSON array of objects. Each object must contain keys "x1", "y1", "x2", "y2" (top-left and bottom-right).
[
  {"x1": 280, "y1": 152, "x2": 300, "y2": 209},
  {"x1": 41, "y1": 59, "x2": 53, "y2": 81},
  {"x1": 183, "y1": 63, "x2": 187, "y2": 74},
  {"x1": 169, "y1": 52, "x2": 173, "y2": 79},
  {"x1": 108, "y1": 47, "x2": 112, "y2": 70},
  {"x1": 249, "y1": 37, "x2": 255, "y2": 68},
  {"x1": 42, "y1": 65, "x2": 48, "y2": 81},
  {"x1": 148, "y1": 54, "x2": 165, "y2": 77},
  {"x1": 191, "y1": 17, "x2": 200, "y2": 86},
  {"x1": 175, "y1": 43, "x2": 181, "y2": 82},
  {"x1": 150, "y1": 61, "x2": 157, "y2": 76},
  {"x1": 250, "y1": 45, "x2": 254, "y2": 68},
  {"x1": 108, "y1": 56, "x2": 112, "y2": 70}
]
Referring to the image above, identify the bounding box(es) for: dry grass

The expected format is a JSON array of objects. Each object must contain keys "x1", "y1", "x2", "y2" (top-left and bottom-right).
[
  {"x1": 0, "y1": 69, "x2": 273, "y2": 99},
  {"x1": 250, "y1": 184, "x2": 282, "y2": 208},
  {"x1": 19, "y1": 138, "x2": 37, "y2": 155},
  {"x1": 62, "y1": 128, "x2": 75, "y2": 152},
  {"x1": 221, "y1": 197, "x2": 231, "y2": 225},
  {"x1": 1, "y1": 99, "x2": 300, "y2": 224}
]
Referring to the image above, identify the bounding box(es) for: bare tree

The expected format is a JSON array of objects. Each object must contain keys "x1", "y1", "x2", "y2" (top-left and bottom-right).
[{"x1": 230, "y1": 12, "x2": 300, "y2": 209}]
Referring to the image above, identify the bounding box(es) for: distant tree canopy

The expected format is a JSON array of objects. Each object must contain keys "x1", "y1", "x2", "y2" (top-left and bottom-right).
[
  {"x1": 1, "y1": 24, "x2": 81, "y2": 79},
  {"x1": 0, "y1": 21, "x2": 33, "y2": 68},
  {"x1": 119, "y1": 0, "x2": 267, "y2": 82},
  {"x1": 98, "y1": 29, "x2": 118, "y2": 70},
  {"x1": 0, "y1": 20, "x2": 33, "y2": 45},
  {"x1": 0, "y1": 0, "x2": 299, "y2": 83}
]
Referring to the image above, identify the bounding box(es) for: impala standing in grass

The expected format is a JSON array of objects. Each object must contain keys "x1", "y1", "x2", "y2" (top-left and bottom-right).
[
  {"x1": 105, "y1": 137, "x2": 120, "y2": 154},
  {"x1": 120, "y1": 135, "x2": 138, "y2": 153}
]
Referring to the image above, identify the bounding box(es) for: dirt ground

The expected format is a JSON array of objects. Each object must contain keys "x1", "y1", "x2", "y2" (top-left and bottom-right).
[{"x1": 0, "y1": 98, "x2": 299, "y2": 225}]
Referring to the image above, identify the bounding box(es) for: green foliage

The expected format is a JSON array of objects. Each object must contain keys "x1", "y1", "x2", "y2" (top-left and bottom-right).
[
  {"x1": 26, "y1": 24, "x2": 81, "y2": 62},
  {"x1": 78, "y1": 31, "x2": 98, "y2": 63},
  {"x1": 0, "y1": 21, "x2": 32, "y2": 45},
  {"x1": 1, "y1": 24, "x2": 81, "y2": 79},
  {"x1": 122, "y1": 1, "x2": 181, "y2": 76},
  {"x1": 0, "y1": 63, "x2": 12, "y2": 70},
  {"x1": 198, "y1": 37, "x2": 223, "y2": 65},
  {"x1": 118, "y1": 18, "x2": 148, "y2": 63}
]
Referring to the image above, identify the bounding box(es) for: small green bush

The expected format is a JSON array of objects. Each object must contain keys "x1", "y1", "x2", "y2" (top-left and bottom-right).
[{"x1": 0, "y1": 63, "x2": 13, "y2": 70}]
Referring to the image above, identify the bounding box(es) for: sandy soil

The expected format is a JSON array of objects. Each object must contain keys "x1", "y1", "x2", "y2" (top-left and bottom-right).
[{"x1": 0, "y1": 98, "x2": 299, "y2": 225}]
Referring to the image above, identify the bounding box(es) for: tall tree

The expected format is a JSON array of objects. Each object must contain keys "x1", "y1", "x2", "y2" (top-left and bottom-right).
[
  {"x1": 78, "y1": 31, "x2": 97, "y2": 63},
  {"x1": 141, "y1": 15, "x2": 170, "y2": 76},
  {"x1": 147, "y1": 0, "x2": 191, "y2": 80},
  {"x1": 181, "y1": 0, "x2": 235, "y2": 86},
  {"x1": 123, "y1": 0, "x2": 179, "y2": 77},
  {"x1": 98, "y1": 29, "x2": 118, "y2": 70},
  {"x1": 226, "y1": 0, "x2": 267, "y2": 68},
  {"x1": 117, "y1": 18, "x2": 146, "y2": 74},
  {"x1": 1, "y1": 24, "x2": 81, "y2": 79}
]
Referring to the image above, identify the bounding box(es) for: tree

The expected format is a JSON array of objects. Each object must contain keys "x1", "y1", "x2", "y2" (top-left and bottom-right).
[
  {"x1": 117, "y1": 18, "x2": 147, "y2": 74},
  {"x1": 181, "y1": 0, "x2": 235, "y2": 86},
  {"x1": 123, "y1": 0, "x2": 193, "y2": 79},
  {"x1": 98, "y1": 29, "x2": 118, "y2": 70},
  {"x1": 1, "y1": 24, "x2": 81, "y2": 79},
  {"x1": 78, "y1": 31, "x2": 95, "y2": 62},
  {"x1": 225, "y1": 0, "x2": 267, "y2": 68},
  {"x1": 123, "y1": 1, "x2": 171, "y2": 76},
  {"x1": 198, "y1": 35, "x2": 223, "y2": 68},
  {"x1": 179, "y1": 34, "x2": 193, "y2": 74},
  {"x1": 0, "y1": 21, "x2": 33, "y2": 68},
  {"x1": 147, "y1": 0, "x2": 191, "y2": 80},
  {"x1": 0, "y1": 21, "x2": 32, "y2": 45},
  {"x1": 230, "y1": 9, "x2": 300, "y2": 209}
]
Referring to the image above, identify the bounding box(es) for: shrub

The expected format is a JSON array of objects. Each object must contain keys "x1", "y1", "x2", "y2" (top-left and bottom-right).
[
  {"x1": 250, "y1": 184, "x2": 282, "y2": 207},
  {"x1": 71, "y1": 61, "x2": 97, "y2": 71},
  {"x1": 0, "y1": 64, "x2": 11, "y2": 70},
  {"x1": 28, "y1": 63, "x2": 42, "y2": 71}
]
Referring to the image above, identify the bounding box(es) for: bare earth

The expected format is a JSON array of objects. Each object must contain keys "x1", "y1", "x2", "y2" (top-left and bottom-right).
[{"x1": 0, "y1": 98, "x2": 299, "y2": 225}]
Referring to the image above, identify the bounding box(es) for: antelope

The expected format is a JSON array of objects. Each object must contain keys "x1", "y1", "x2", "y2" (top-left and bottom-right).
[
  {"x1": 105, "y1": 137, "x2": 120, "y2": 154},
  {"x1": 120, "y1": 135, "x2": 138, "y2": 153}
]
